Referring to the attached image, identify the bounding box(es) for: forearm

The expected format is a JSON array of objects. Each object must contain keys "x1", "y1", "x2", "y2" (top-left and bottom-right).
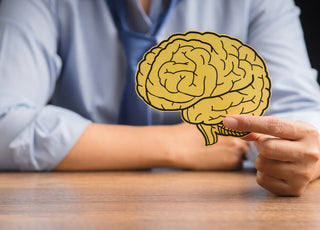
[{"x1": 54, "y1": 123, "x2": 173, "y2": 171}]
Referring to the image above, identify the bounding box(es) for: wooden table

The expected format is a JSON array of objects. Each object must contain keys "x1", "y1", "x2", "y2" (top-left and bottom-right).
[{"x1": 0, "y1": 169, "x2": 320, "y2": 230}]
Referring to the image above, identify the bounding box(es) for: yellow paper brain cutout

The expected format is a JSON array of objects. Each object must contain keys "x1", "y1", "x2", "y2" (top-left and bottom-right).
[{"x1": 136, "y1": 31, "x2": 271, "y2": 145}]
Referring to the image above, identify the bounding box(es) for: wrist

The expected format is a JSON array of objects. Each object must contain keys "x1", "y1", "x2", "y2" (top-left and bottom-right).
[
  {"x1": 160, "y1": 123, "x2": 192, "y2": 169},
  {"x1": 134, "y1": 125, "x2": 177, "y2": 169},
  {"x1": 154, "y1": 125, "x2": 179, "y2": 168}
]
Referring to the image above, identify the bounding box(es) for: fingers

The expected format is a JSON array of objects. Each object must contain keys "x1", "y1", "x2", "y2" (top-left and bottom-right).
[
  {"x1": 255, "y1": 156, "x2": 291, "y2": 178},
  {"x1": 223, "y1": 115, "x2": 320, "y2": 196},
  {"x1": 223, "y1": 115, "x2": 311, "y2": 140},
  {"x1": 255, "y1": 158, "x2": 309, "y2": 196},
  {"x1": 240, "y1": 132, "x2": 262, "y2": 142},
  {"x1": 256, "y1": 171, "x2": 299, "y2": 196},
  {"x1": 253, "y1": 136, "x2": 303, "y2": 162}
]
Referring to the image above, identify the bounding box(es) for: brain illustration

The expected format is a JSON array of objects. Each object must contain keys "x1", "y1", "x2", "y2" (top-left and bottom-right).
[{"x1": 136, "y1": 31, "x2": 271, "y2": 145}]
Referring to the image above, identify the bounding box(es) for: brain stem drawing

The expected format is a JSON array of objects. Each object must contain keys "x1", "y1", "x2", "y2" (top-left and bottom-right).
[{"x1": 136, "y1": 31, "x2": 271, "y2": 145}]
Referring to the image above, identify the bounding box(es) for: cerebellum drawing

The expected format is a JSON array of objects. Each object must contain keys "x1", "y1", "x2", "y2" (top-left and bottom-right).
[{"x1": 136, "y1": 31, "x2": 272, "y2": 145}]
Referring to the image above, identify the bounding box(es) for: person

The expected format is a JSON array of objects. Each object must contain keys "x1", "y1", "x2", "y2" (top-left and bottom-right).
[{"x1": 0, "y1": 0, "x2": 320, "y2": 197}]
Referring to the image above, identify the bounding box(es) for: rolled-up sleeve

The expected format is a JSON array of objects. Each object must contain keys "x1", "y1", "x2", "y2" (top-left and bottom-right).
[{"x1": 0, "y1": 0, "x2": 91, "y2": 171}]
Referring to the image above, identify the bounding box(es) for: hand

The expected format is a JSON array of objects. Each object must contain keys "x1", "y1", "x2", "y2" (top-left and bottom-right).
[
  {"x1": 223, "y1": 115, "x2": 320, "y2": 196},
  {"x1": 167, "y1": 123, "x2": 249, "y2": 170}
]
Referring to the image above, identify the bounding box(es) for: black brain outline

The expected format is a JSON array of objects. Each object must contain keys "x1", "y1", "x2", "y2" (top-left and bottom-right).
[{"x1": 136, "y1": 31, "x2": 272, "y2": 145}]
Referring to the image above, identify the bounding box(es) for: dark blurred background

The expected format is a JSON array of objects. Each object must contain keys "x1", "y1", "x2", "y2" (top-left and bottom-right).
[{"x1": 294, "y1": 0, "x2": 320, "y2": 84}]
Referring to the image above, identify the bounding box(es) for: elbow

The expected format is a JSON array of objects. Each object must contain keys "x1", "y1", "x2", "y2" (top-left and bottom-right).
[
  {"x1": 0, "y1": 101, "x2": 37, "y2": 171},
  {"x1": 1, "y1": 101, "x2": 90, "y2": 171},
  {"x1": 0, "y1": 100, "x2": 37, "y2": 145}
]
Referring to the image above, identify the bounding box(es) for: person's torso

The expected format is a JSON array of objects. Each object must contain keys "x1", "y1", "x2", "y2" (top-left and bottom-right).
[{"x1": 52, "y1": 0, "x2": 254, "y2": 124}]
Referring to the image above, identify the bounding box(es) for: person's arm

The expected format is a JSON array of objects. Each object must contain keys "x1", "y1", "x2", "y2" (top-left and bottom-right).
[
  {"x1": 247, "y1": 1, "x2": 320, "y2": 162},
  {"x1": 235, "y1": 0, "x2": 320, "y2": 196},
  {"x1": 55, "y1": 124, "x2": 172, "y2": 170},
  {"x1": 0, "y1": 0, "x2": 250, "y2": 172},
  {"x1": 55, "y1": 122, "x2": 249, "y2": 171},
  {"x1": 0, "y1": 0, "x2": 90, "y2": 171},
  {"x1": 247, "y1": 0, "x2": 320, "y2": 129}
]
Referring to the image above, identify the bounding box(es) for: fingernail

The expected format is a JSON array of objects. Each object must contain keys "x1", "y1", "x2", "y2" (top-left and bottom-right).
[{"x1": 223, "y1": 116, "x2": 239, "y2": 129}]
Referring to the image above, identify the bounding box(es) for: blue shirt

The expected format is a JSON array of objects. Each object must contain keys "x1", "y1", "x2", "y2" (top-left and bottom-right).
[{"x1": 1, "y1": 0, "x2": 320, "y2": 171}]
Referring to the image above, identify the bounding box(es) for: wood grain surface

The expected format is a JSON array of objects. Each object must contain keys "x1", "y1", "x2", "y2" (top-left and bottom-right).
[{"x1": 0, "y1": 170, "x2": 320, "y2": 230}]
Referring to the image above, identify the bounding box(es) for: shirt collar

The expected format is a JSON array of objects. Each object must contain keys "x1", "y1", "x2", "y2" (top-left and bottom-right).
[{"x1": 126, "y1": 0, "x2": 170, "y2": 34}]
